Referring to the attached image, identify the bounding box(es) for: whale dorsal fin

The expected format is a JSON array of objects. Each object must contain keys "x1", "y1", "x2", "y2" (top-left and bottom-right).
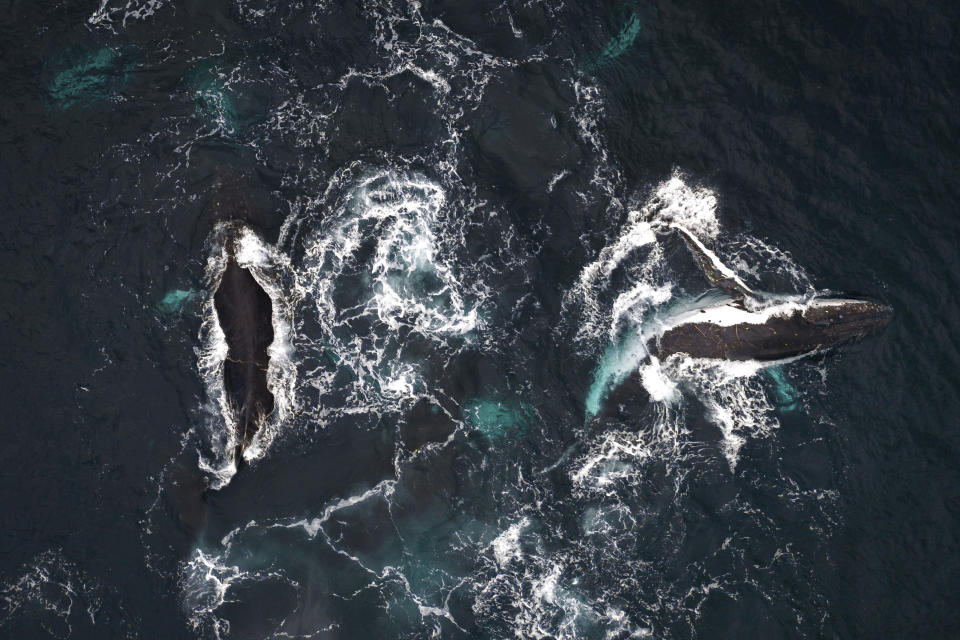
[{"x1": 670, "y1": 223, "x2": 756, "y2": 305}]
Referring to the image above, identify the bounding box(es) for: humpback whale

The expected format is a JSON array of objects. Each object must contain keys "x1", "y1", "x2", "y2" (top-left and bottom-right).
[
  {"x1": 648, "y1": 225, "x2": 892, "y2": 362},
  {"x1": 213, "y1": 238, "x2": 275, "y2": 466}
]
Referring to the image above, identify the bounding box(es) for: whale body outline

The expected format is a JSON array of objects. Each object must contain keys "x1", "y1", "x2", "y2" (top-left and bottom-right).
[
  {"x1": 212, "y1": 233, "x2": 275, "y2": 467},
  {"x1": 645, "y1": 224, "x2": 893, "y2": 363}
]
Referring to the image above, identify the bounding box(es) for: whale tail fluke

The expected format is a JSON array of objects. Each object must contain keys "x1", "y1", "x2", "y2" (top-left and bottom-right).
[{"x1": 232, "y1": 398, "x2": 274, "y2": 469}]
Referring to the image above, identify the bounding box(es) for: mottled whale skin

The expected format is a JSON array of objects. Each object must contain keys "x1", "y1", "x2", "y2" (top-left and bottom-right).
[
  {"x1": 650, "y1": 225, "x2": 892, "y2": 362},
  {"x1": 213, "y1": 251, "x2": 274, "y2": 466},
  {"x1": 653, "y1": 296, "x2": 892, "y2": 361}
]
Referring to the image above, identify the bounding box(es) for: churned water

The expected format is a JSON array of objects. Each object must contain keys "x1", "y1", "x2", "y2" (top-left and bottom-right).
[{"x1": 1, "y1": 1, "x2": 958, "y2": 638}]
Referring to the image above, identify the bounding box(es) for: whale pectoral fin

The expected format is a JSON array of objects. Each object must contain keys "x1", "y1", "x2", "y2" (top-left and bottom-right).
[
  {"x1": 729, "y1": 296, "x2": 747, "y2": 311},
  {"x1": 671, "y1": 224, "x2": 756, "y2": 303}
]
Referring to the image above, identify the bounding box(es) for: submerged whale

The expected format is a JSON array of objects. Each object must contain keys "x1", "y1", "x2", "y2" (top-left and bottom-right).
[
  {"x1": 648, "y1": 225, "x2": 892, "y2": 362},
  {"x1": 213, "y1": 240, "x2": 275, "y2": 466}
]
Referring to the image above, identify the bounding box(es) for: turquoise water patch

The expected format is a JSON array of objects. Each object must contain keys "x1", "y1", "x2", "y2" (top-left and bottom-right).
[
  {"x1": 585, "y1": 329, "x2": 649, "y2": 420},
  {"x1": 464, "y1": 397, "x2": 533, "y2": 439},
  {"x1": 766, "y1": 366, "x2": 800, "y2": 412},
  {"x1": 157, "y1": 289, "x2": 198, "y2": 314},
  {"x1": 187, "y1": 62, "x2": 240, "y2": 133},
  {"x1": 587, "y1": 12, "x2": 641, "y2": 72},
  {"x1": 46, "y1": 47, "x2": 130, "y2": 110}
]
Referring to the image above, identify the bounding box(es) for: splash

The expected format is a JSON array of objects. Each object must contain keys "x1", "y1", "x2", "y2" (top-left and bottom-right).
[
  {"x1": 643, "y1": 172, "x2": 722, "y2": 239},
  {"x1": 666, "y1": 356, "x2": 776, "y2": 469},
  {"x1": 568, "y1": 171, "x2": 813, "y2": 467},
  {"x1": 566, "y1": 171, "x2": 719, "y2": 349},
  {"x1": 293, "y1": 169, "x2": 486, "y2": 420},
  {"x1": 306, "y1": 170, "x2": 479, "y2": 336}
]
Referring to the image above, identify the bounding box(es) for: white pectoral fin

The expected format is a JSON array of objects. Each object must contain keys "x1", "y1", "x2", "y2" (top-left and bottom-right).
[{"x1": 670, "y1": 223, "x2": 755, "y2": 302}]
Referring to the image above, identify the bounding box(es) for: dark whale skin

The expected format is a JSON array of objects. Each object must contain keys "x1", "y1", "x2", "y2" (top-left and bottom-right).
[
  {"x1": 213, "y1": 257, "x2": 274, "y2": 465},
  {"x1": 653, "y1": 300, "x2": 892, "y2": 361}
]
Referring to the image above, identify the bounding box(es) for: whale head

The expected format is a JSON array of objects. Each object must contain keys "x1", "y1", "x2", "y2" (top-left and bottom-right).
[
  {"x1": 800, "y1": 297, "x2": 893, "y2": 347},
  {"x1": 653, "y1": 295, "x2": 892, "y2": 362}
]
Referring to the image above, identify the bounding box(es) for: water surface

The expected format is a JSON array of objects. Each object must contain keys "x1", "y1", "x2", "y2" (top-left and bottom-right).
[{"x1": 1, "y1": 1, "x2": 958, "y2": 638}]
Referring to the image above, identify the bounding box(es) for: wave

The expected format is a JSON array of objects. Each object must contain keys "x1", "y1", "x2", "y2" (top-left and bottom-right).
[
  {"x1": 284, "y1": 168, "x2": 488, "y2": 428},
  {"x1": 0, "y1": 550, "x2": 134, "y2": 639}
]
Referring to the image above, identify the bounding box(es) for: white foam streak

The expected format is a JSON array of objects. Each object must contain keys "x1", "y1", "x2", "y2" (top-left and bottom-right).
[
  {"x1": 490, "y1": 518, "x2": 529, "y2": 567},
  {"x1": 88, "y1": 0, "x2": 168, "y2": 28},
  {"x1": 180, "y1": 549, "x2": 240, "y2": 639},
  {"x1": 474, "y1": 548, "x2": 642, "y2": 640},
  {"x1": 0, "y1": 551, "x2": 105, "y2": 637},
  {"x1": 568, "y1": 216, "x2": 658, "y2": 347},
  {"x1": 644, "y1": 173, "x2": 721, "y2": 240},
  {"x1": 180, "y1": 480, "x2": 411, "y2": 637},
  {"x1": 567, "y1": 171, "x2": 817, "y2": 470},
  {"x1": 285, "y1": 480, "x2": 397, "y2": 540},
  {"x1": 665, "y1": 355, "x2": 778, "y2": 469},
  {"x1": 571, "y1": 430, "x2": 653, "y2": 488},
  {"x1": 322, "y1": 171, "x2": 478, "y2": 337},
  {"x1": 610, "y1": 281, "x2": 672, "y2": 341},
  {"x1": 296, "y1": 170, "x2": 485, "y2": 419}
]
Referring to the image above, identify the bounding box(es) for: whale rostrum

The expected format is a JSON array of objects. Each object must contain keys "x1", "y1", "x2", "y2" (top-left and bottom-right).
[
  {"x1": 647, "y1": 224, "x2": 892, "y2": 362},
  {"x1": 213, "y1": 238, "x2": 275, "y2": 466}
]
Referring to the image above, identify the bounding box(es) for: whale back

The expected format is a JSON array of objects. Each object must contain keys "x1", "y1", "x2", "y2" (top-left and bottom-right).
[
  {"x1": 656, "y1": 308, "x2": 810, "y2": 360},
  {"x1": 213, "y1": 256, "x2": 275, "y2": 464},
  {"x1": 653, "y1": 299, "x2": 891, "y2": 362}
]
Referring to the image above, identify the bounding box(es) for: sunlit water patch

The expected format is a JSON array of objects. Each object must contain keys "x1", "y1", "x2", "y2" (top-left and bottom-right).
[
  {"x1": 157, "y1": 288, "x2": 198, "y2": 315},
  {"x1": 766, "y1": 365, "x2": 801, "y2": 413},
  {"x1": 187, "y1": 61, "x2": 241, "y2": 136},
  {"x1": 464, "y1": 396, "x2": 534, "y2": 439},
  {"x1": 586, "y1": 11, "x2": 642, "y2": 72},
  {"x1": 45, "y1": 46, "x2": 131, "y2": 110}
]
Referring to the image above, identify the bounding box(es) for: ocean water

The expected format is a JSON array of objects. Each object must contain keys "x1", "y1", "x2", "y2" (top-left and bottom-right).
[{"x1": 1, "y1": 1, "x2": 958, "y2": 638}]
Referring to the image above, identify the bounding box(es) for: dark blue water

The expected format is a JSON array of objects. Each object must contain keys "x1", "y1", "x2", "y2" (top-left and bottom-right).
[{"x1": 1, "y1": 1, "x2": 958, "y2": 638}]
